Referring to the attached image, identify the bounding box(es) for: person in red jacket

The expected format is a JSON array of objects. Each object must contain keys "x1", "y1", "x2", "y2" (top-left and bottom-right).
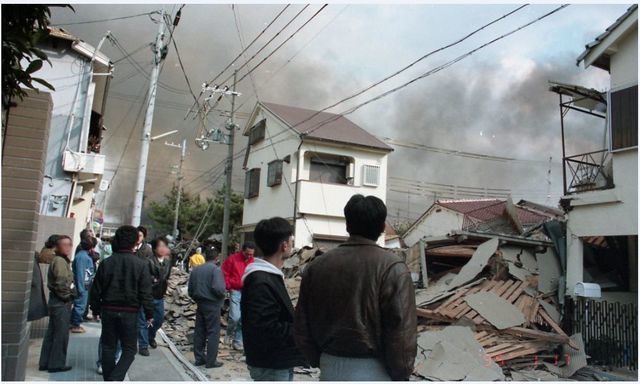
[{"x1": 221, "y1": 242, "x2": 255, "y2": 350}]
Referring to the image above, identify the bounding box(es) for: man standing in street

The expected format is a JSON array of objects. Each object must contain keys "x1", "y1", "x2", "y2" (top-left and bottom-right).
[
  {"x1": 136, "y1": 226, "x2": 153, "y2": 259},
  {"x1": 242, "y1": 217, "x2": 306, "y2": 381},
  {"x1": 90, "y1": 225, "x2": 154, "y2": 381},
  {"x1": 70, "y1": 236, "x2": 97, "y2": 333},
  {"x1": 39, "y1": 235, "x2": 75, "y2": 373},
  {"x1": 188, "y1": 246, "x2": 226, "y2": 369},
  {"x1": 142, "y1": 237, "x2": 172, "y2": 350},
  {"x1": 294, "y1": 194, "x2": 417, "y2": 381},
  {"x1": 221, "y1": 242, "x2": 255, "y2": 350}
]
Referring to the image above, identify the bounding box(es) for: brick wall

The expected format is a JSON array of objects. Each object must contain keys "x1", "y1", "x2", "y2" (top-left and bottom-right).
[{"x1": 2, "y1": 90, "x2": 52, "y2": 381}]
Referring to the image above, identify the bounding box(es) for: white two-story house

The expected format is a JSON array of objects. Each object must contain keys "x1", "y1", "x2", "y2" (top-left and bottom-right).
[
  {"x1": 240, "y1": 101, "x2": 393, "y2": 250},
  {"x1": 550, "y1": 5, "x2": 637, "y2": 301}
]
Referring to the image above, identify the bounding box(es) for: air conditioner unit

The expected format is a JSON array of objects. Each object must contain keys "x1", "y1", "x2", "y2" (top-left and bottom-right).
[{"x1": 62, "y1": 149, "x2": 106, "y2": 175}]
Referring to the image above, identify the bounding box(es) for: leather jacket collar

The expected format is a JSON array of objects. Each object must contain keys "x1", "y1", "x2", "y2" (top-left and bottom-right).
[{"x1": 340, "y1": 235, "x2": 381, "y2": 247}]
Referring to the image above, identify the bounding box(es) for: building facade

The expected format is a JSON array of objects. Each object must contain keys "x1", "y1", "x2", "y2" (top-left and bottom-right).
[
  {"x1": 240, "y1": 102, "x2": 393, "y2": 249},
  {"x1": 557, "y1": 6, "x2": 637, "y2": 300},
  {"x1": 32, "y1": 27, "x2": 113, "y2": 247}
]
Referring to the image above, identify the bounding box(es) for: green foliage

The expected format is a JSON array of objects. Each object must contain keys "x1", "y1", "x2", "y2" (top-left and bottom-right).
[
  {"x1": 147, "y1": 185, "x2": 243, "y2": 242},
  {"x1": 1, "y1": 5, "x2": 72, "y2": 108}
]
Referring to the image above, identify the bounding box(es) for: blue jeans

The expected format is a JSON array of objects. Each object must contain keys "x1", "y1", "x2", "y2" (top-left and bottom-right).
[
  {"x1": 138, "y1": 299, "x2": 165, "y2": 349},
  {"x1": 227, "y1": 290, "x2": 242, "y2": 344},
  {"x1": 71, "y1": 289, "x2": 88, "y2": 326},
  {"x1": 97, "y1": 334, "x2": 121, "y2": 367},
  {"x1": 319, "y1": 353, "x2": 391, "y2": 381},
  {"x1": 248, "y1": 366, "x2": 293, "y2": 381}
]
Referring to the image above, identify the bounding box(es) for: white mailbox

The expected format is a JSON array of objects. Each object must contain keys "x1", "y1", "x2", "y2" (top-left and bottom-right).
[{"x1": 574, "y1": 282, "x2": 601, "y2": 298}]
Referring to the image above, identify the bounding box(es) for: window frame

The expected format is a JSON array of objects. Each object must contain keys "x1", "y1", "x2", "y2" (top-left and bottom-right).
[
  {"x1": 248, "y1": 119, "x2": 266, "y2": 145},
  {"x1": 267, "y1": 159, "x2": 283, "y2": 187},
  {"x1": 244, "y1": 168, "x2": 261, "y2": 199}
]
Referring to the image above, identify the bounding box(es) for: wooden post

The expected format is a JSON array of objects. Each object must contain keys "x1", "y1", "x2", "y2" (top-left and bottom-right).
[{"x1": 419, "y1": 238, "x2": 428, "y2": 288}]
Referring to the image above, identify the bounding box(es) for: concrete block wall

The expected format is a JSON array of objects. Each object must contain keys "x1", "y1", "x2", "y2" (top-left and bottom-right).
[{"x1": 2, "y1": 90, "x2": 52, "y2": 381}]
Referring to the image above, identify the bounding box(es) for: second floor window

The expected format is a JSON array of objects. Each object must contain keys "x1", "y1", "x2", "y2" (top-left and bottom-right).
[
  {"x1": 244, "y1": 168, "x2": 261, "y2": 199},
  {"x1": 249, "y1": 119, "x2": 266, "y2": 145},
  {"x1": 309, "y1": 154, "x2": 350, "y2": 184},
  {"x1": 610, "y1": 85, "x2": 638, "y2": 151},
  {"x1": 267, "y1": 160, "x2": 283, "y2": 187}
]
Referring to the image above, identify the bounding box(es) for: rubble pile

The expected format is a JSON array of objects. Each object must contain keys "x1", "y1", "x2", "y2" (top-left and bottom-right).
[
  {"x1": 163, "y1": 267, "x2": 197, "y2": 349},
  {"x1": 413, "y1": 237, "x2": 587, "y2": 381},
  {"x1": 283, "y1": 246, "x2": 322, "y2": 306}
]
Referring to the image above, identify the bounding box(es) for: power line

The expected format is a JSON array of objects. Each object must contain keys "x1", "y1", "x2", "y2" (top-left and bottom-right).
[
  {"x1": 234, "y1": 4, "x2": 329, "y2": 85},
  {"x1": 113, "y1": 42, "x2": 152, "y2": 64},
  {"x1": 247, "y1": 4, "x2": 570, "y2": 152},
  {"x1": 51, "y1": 10, "x2": 161, "y2": 26},
  {"x1": 235, "y1": 4, "x2": 350, "y2": 111},
  {"x1": 185, "y1": 4, "x2": 293, "y2": 118}
]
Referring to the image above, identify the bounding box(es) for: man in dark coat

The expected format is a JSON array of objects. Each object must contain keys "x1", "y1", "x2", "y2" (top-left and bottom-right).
[
  {"x1": 241, "y1": 217, "x2": 306, "y2": 381},
  {"x1": 294, "y1": 195, "x2": 417, "y2": 381},
  {"x1": 38, "y1": 235, "x2": 75, "y2": 373},
  {"x1": 188, "y1": 246, "x2": 226, "y2": 368},
  {"x1": 90, "y1": 225, "x2": 154, "y2": 381}
]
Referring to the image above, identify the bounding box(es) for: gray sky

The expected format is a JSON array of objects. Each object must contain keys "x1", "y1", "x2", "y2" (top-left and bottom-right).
[{"x1": 49, "y1": 3, "x2": 630, "y2": 225}]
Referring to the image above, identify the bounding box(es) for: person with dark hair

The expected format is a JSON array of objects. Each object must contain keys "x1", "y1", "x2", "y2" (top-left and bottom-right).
[
  {"x1": 38, "y1": 234, "x2": 59, "y2": 264},
  {"x1": 188, "y1": 245, "x2": 226, "y2": 368},
  {"x1": 241, "y1": 217, "x2": 305, "y2": 381},
  {"x1": 39, "y1": 235, "x2": 75, "y2": 373},
  {"x1": 294, "y1": 195, "x2": 417, "y2": 381},
  {"x1": 89, "y1": 225, "x2": 154, "y2": 381},
  {"x1": 221, "y1": 241, "x2": 255, "y2": 350},
  {"x1": 70, "y1": 236, "x2": 97, "y2": 333},
  {"x1": 136, "y1": 226, "x2": 153, "y2": 260},
  {"x1": 138, "y1": 237, "x2": 172, "y2": 352}
]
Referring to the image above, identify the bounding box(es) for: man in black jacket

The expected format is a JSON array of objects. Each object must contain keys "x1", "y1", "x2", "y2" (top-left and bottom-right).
[
  {"x1": 90, "y1": 225, "x2": 154, "y2": 381},
  {"x1": 241, "y1": 217, "x2": 305, "y2": 381},
  {"x1": 188, "y1": 246, "x2": 226, "y2": 368}
]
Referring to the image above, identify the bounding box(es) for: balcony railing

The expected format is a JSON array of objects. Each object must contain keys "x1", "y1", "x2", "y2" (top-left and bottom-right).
[{"x1": 564, "y1": 149, "x2": 613, "y2": 194}]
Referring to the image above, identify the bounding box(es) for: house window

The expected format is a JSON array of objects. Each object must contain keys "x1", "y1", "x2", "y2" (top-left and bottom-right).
[
  {"x1": 249, "y1": 119, "x2": 266, "y2": 145},
  {"x1": 309, "y1": 154, "x2": 351, "y2": 184},
  {"x1": 610, "y1": 85, "x2": 638, "y2": 151},
  {"x1": 362, "y1": 164, "x2": 380, "y2": 186},
  {"x1": 267, "y1": 160, "x2": 283, "y2": 187},
  {"x1": 244, "y1": 168, "x2": 261, "y2": 199}
]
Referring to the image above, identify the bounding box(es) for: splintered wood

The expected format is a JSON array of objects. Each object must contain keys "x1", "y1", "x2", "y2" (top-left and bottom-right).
[{"x1": 417, "y1": 277, "x2": 573, "y2": 364}]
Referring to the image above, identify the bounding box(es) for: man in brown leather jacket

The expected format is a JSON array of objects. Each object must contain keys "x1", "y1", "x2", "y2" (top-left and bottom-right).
[{"x1": 294, "y1": 194, "x2": 417, "y2": 381}]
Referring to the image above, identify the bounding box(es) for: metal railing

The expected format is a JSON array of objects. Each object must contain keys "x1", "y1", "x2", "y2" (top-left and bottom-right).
[{"x1": 564, "y1": 150, "x2": 613, "y2": 194}]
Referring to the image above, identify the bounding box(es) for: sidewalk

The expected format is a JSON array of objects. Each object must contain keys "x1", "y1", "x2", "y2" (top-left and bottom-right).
[{"x1": 25, "y1": 321, "x2": 193, "y2": 381}]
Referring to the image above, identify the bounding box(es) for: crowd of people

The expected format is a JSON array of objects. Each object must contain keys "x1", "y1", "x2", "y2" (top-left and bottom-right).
[{"x1": 34, "y1": 194, "x2": 417, "y2": 381}]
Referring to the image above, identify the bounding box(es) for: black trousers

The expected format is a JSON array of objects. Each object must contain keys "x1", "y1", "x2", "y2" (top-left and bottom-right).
[
  {"x1": 101, "y1": 310, "x2": 138, "y2": 381},
  {"x1": 39, "y1": 302, "x2": 71, "y2": 370},
  {"x1": 194, "y1": 302, "x2": 221, "y2": 367}
]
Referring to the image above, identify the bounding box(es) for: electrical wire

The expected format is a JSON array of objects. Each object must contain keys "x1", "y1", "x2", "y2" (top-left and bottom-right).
[
  {"x1": 51, "y1": 10, "x2": 161, "y2": 26},
  {"x1": 233, "y1": 4, "x2": 329, "y2": 85},
  {"x1": 254, "y1": 4, "x2": 528, "y2": 140},
  {"x1": 113, "y1": 42, "x2": 153, "y2": 64}
]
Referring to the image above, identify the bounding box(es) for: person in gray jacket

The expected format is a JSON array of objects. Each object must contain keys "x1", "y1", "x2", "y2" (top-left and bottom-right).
[{"x1": 188, "y1": 246, "x2": 226, "y2": 369}]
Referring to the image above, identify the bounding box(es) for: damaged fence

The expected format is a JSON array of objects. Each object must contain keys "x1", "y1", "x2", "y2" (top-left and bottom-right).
[{"x1": 564, "y1": 296, "x2": 638, "y2": 370}]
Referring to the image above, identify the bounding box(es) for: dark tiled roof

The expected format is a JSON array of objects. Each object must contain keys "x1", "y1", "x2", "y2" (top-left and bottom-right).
[
  {"x1": 261, "y1": 102, "x2": 393, "y2": 151},
  {"x1": 437, "y1": 199, "x2": 551, "y2": 227},
  {"x1": 576, "y1": 4, "x2": 638, "y2": 67}
]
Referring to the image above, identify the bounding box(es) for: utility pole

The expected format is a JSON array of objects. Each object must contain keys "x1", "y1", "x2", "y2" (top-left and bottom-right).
[
  {"x1": 168, "y1": 138, "x2": 187, "y2": 239},
  {"x1": 131, "y1": 9, "x2": 165, "y2": 226},
  {"x1": 221, "y1": 70, "x2": 238, "y2": 259}
]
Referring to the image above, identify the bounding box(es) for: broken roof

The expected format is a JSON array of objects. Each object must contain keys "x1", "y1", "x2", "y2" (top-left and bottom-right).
[
  {"x1": 576, "y1": 4, "x2": 638, "y2": 70},
  {"x1": 258, "y1": 101, "x2": 393, "y2": 152},
  {"x1": 437, "y1": 199, "x2": 551, "y2": 228},
  {"x1": 548, "y1": 81, "x2": 607, "y2": 113},
  {"x1": 47, "y1": 26, "x2": 111, "y2": 67}
]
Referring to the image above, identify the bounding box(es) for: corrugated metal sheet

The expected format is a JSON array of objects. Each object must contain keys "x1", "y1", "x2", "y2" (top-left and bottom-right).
[{"x1": 261, "y1": 102, "x2": 393, "y2": 152}]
